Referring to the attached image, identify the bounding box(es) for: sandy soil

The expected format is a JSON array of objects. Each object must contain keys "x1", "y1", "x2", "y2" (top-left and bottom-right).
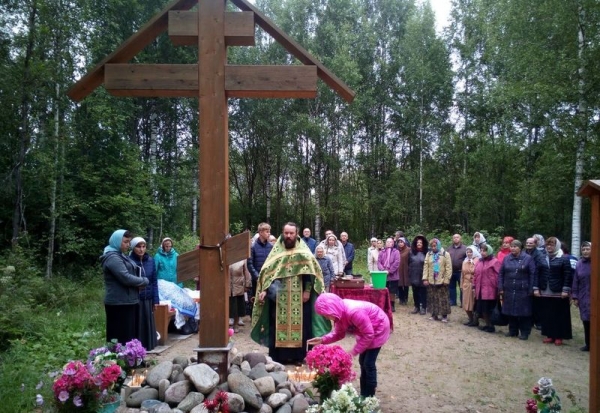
[{"x1": 149, "y1": 305, "x2": 590, "y2": 413}]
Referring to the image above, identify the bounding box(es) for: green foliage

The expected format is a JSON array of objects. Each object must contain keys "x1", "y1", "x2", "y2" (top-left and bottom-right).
[{"x1": 0, "y1": 249, "x2": 106, "y2": 412}]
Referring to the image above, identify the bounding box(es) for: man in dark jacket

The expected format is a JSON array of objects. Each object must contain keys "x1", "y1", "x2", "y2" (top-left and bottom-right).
[
  {"x1": 340, "y1": 232, "x2": 355, "y2": 275},
  {"x1": 301, "y1": 227, "x2": 317, "y2": 253},
  {"x1": 448, "y1": 234, "x2": 467, "y2": 306},
  {"x1": 248, "y1": 222, "x2": 273, "y2": 299}
]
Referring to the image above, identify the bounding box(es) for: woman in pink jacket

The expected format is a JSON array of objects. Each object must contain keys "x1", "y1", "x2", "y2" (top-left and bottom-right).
[
  {"x1": 473, "y1": 244, "x2": 502, "y2": 333},
  {"x1": 308, "y1": 293, "x2": 391, "y2": 397}
]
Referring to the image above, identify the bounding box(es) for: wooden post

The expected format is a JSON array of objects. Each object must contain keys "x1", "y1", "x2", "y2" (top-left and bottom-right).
[
  {"x1": 577, "y1": 180, "x2": 600, "y2": 413},
  {"x1": 197, "y1": 0, "x2": 229, "y2": 348}
]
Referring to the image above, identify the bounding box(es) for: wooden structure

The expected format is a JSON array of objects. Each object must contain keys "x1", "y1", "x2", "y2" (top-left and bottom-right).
[
  {"x1": 577, "y1": 180, "x2": 600, "y2": 413},
  {"x1": 67, "y1": 0, "x2": 355, "y2": 357}
]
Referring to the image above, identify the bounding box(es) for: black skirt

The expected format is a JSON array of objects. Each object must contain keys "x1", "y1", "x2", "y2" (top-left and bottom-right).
[
  {"x1": 539, "y1": 296, "x2": 572, "y2": 339},
  {"x1": 105, "y1": 303, "x2": 139, "y2": 344},
  {"x1": 138, "y1": 298, "x2": 157, "y2": 351}
]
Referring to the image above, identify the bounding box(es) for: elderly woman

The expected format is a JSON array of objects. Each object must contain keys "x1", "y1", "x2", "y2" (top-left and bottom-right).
[
  {"x1": 572, "y1": 241, "x2": 592, "y2": 351},
  {"x1": 498, "y1": 240, "x2": 536, "y2": 340},
  {"x1": 473, "y1": 232, "x2": 487, "y2": 251},
  {"x1": 461, "y1": 245, "x2": 480, "y2": 326},
  {"x1": 378, "y1": 237, "x2": 401, "y2": 312},
  {"x1": 533, "y1": 237, "x2": 573, "y2": 346},
  {"x1": 324, "y1": 234, "x2": 345, "y2": 277},
  {"x1": 473, "y1": 244, "x2": 501, "y2": 333},
  {"x1": 422, "y1": 238, "x2": 452, "y2": 322},
  {"x1": 367, "y1": 237, "x2": 379, "y2": 272},
  {"x1": 229, "y1": 259, "x2": 252, "y2": 333},
  {"x1": 315, "y1": 244, "x2": 335, "y2": 291},
  {"x1": 129, "y1": 237, "x2": 159, "y2": 350},
  {"x1": 397, "y1": 237, "x2": 411, "y2": 306},
  {"x1": 101, "y1": 230, "x2": 149, "y2": 344},
  {"x1": 409, "y1": 235, "x2": 429, "y2": 315}
]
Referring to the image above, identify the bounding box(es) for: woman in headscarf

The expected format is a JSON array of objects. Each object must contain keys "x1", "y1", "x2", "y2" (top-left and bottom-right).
[
  {"x1": 422, "y1": 238, "x2": 452, "y2": 322},
  {"x1": 397, "y1": 237, "x2": 411, "y2": 306},
  {"x1": 378, "y1": 238, "x2": 401, "y2": 312},
  {"x1": 461, "y1": 245, "x2": 481, "y2": 326},
  {"x1": 409, "y1": 235, "x2": 428, "y2": 315},
  {"x1": 496, "y1": 236, "x2": 514, "y2": 263},
  {"x1": 572, "y1": 241, "x2": 592, "y2": 351},
  {"x1": 367, "y1": 237, "x2": 379, "y2": 272},
  {"x1": 101, "y1": 230, "x2": 149, "y2": 344},
  {"x1": 154, "y1": 237, "x2": 181, "y2": 286},
  {"x1": 533, "y1": 237, "x2": 573, "y2": 345},
  {"x1": 473, "y1": 232, "x2": 487, "y2": 251},
  {"x1": 315, "y1": 244, "x2": 335, "y2": 291},
  {"x1": 473, "y1": 244, "x2": 501, "y2": 332},
  {"x1": 129, "y1": 237, "x2": 158, "y2": 350},
  {"x1": 498, "y1": 240, "x2": 536, "y2": 340},
  {"x1": 324, "y1": 234, "x2": 345, "y2": 277}
]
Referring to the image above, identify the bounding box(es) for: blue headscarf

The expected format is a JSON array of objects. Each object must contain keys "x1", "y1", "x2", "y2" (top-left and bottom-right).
[
  {"x1": 431, "y1": 238, "x2": 442, "y2": 280},
  {"x1": 103, "y1": 229, "x2": 127, "y2": 254}
]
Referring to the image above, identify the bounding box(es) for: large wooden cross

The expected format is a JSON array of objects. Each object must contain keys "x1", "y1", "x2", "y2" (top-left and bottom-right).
[{"x1": 68, "y1": 0, "x2": 354, "y2": 349}]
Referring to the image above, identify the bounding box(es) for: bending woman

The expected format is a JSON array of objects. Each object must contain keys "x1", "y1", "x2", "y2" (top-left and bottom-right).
[{"x1": 308, "y1": 293, "x2": 391, "y2": 398}]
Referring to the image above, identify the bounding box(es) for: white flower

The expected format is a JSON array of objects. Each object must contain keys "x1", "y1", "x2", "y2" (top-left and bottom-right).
[{"x1": 538, "y1": 377, "x2": 553, "y2": 389}]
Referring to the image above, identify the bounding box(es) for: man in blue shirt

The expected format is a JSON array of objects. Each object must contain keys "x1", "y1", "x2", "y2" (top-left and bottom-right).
[
  {"x1": 301, "y1": 227, "x2": 317, "y2": 253},
  {"x1": 340, "y1": 232, "x2": 355, "y2": 275}
]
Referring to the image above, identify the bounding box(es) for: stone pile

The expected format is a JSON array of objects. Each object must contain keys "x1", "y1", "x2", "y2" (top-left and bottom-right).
[{"x1": 118, "y1": 349, "x2": 316, "y2": 413}]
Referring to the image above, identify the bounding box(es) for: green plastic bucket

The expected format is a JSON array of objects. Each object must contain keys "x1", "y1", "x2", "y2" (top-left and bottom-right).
[{"x1": 370, "y1": 271, "x2": 388, "y2": 289}]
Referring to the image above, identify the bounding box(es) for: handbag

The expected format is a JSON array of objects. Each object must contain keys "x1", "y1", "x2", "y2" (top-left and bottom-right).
[{"x1": 490, "y1": 299, "x2": 508, "y2": 326}]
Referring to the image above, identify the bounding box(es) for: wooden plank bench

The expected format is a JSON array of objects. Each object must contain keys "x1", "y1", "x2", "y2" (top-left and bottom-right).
[{"x1": 154, "y1": 304, "x2": 176, "y2": 346}]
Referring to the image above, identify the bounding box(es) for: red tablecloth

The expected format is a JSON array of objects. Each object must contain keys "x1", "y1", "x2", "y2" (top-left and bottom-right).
[{"x1": 330, "y1": 286, "x2": 394, "y2": 331}]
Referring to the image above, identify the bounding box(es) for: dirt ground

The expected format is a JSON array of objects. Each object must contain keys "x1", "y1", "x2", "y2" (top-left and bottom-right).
[{"x1": 149, "y1": 304, "x2": 590, "y2": 413}]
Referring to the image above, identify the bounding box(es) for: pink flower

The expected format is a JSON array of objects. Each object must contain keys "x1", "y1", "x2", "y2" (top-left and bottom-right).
[{"x1": 58, "y1": 391, "x2": 69, "y2": 402}]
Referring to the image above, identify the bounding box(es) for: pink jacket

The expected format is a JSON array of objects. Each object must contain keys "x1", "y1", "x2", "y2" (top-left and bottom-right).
[
  {"x1": 314, "y1": 293, "x2": 390, "y2": 356},
  {"x1": 473, "y1": 257, "x2": 501, "y2": 300}
]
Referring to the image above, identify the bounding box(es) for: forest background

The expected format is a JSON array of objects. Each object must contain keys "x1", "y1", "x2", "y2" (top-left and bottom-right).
[{"x1": 1, "y1": 0, "x2": 600, "y2": 410}]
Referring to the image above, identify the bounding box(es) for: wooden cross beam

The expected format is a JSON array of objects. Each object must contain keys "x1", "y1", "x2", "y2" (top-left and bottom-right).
[{"x1": 67, "y1": 0, "x2": 354, "y2": 350}]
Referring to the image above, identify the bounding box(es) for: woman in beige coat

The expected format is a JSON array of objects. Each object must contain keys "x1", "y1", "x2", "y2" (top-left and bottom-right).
[
  {"x1": 461, "y1": 245, "x2": 481, "y2": 326},
  {"x1": 229, "y1": 259, "x2": 252, "y2": 332}
]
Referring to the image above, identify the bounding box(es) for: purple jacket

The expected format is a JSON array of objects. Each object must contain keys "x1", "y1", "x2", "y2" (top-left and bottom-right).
[
  {"x1": 572, "y1": 257, "x2": 591, "y2": 321},
  {"x1": 377, "y1": 247, "x2": 400, "y2": 281},
  {"x1": 315, "y1": 293, "x2": 390, "y2": 356}
]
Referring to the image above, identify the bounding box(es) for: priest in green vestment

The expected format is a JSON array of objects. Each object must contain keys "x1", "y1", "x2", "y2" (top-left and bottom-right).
[{"x1": 251, "y1": 222, "x2": 331, "y2": 364}]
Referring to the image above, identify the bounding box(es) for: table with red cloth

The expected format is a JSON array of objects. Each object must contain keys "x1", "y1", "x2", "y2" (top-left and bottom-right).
[{"x1": 330, "y1": 286, "x2": 394, "y2": 331}]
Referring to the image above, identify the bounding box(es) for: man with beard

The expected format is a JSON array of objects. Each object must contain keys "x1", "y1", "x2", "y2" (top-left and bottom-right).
[{"x1": 251, "y1": 222, "x2": 330, "y2": 364}]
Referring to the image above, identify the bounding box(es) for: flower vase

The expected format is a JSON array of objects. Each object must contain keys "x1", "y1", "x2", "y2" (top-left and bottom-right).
[{"x1": 97, "y1": 397, "x2": 121, "y2": 413}]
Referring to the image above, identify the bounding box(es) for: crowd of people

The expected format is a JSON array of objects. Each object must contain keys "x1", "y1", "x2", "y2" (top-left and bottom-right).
[
  {"x1": 101, "y1": 231, "x2": 193, "y2": 352},
  {"x1": 366, "y1": 231, "x2": 592, "y2": 350},
  {"x1": 100, "y1": 225, "x2": 591, "y2": 397}
]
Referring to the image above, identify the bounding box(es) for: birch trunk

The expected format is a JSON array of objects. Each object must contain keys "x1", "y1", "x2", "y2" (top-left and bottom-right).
[
  {"x1": 571, "y1": 0, "x2": 587, "y2": 257},
  {"x1": 46, "y1": 83, "x2": 60, "y2": 279}
]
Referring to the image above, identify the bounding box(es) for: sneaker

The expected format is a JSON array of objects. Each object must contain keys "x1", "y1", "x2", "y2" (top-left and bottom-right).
[
  {"x1": 441, "y1": 317, "x2": 448, "y2": 323},
  {"x1": 419, "y1": 308, "x2": 426, "y2": 315},
  {"x1": 238, "y1": 320, "x2": 245, "y2": 326},
  {"x1": 543, "y1": 337, "x2": 554, "y2": 344},
  {"x1": 554, "y1": 339, "x2": 563, "y2": 346},
  {"x1": 410, "y1": 308, "x2": 419, "y2": 314},
  {"x1": 229, "y1": 318, "x2": 234, "y2": 326}
]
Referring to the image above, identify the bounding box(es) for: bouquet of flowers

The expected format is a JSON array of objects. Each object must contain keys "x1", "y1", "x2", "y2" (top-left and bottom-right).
[
  {"x1": 305, "y1": 344, "x2": 356, "y2": 401},
  {"x1": 52, "y1": 360, "x2": 122, "y2": 412},
  {"x1": 306, "y1": 383, "x2": 380, "y2": 413},
  {"x1": 525, "y1": 377, "x2": 562, "y2": 413},
  {"x1": 88, "y1": 338, "x2": 147, "y2": 375}
]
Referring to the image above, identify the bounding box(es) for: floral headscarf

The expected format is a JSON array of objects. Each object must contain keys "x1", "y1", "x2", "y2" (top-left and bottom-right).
[
  {"x1": 464, "y1": 245, "x2": 481, "y2": 262},
  {"x1": 430, "y1": 238, "x2": 442, "y2": 281}
]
